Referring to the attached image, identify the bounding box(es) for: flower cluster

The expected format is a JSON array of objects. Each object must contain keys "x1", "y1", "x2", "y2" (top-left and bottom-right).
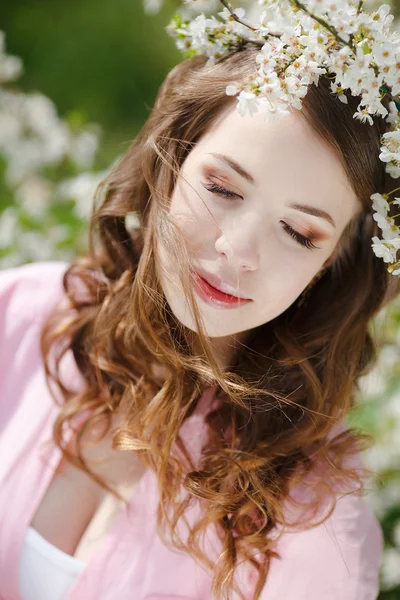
[
  {"x1": 0, "y1": 30, "x2": 22, "y2": 83},
  {"x1": 371, "y1": 186, "x2": 400, "y2": 274},
  {"x1": 356, "y1": 309, "x2": 400, "y2": 590},
  {"x1": 0, "y1": 31, "x2": 109, "y2": 268},
  {"x1": 144, "y1": 0, "x2": 220, "y2": 15},
  {"x1": 167, "y1": 0, "x2": 400, "y2": 275}
]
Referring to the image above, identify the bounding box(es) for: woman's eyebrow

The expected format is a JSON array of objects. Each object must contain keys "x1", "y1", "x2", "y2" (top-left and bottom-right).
[
  {"x1": 288, "y1": 202, "x2": 336, "y2": 229},
  {"x1": 209, "y1": 152, "x2": 255, "y2": 184},
  {"x1": 208, "y1": 152, "x2": 336, "y2": 229}
]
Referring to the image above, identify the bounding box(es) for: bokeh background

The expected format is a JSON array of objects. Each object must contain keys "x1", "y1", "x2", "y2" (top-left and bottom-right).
[{"x1": 0, "y1": 0, "x2": 399, "y2": 596}]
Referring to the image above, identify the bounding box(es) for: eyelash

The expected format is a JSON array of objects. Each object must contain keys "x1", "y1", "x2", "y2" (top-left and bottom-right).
[{"x1": 202, "y1": 181, "x2": 319, "y2": 251}]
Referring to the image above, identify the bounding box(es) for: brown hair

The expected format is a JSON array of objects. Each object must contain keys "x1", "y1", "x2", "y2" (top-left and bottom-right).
[{"x1": 41, "y1": 49, "x2": 400, "y2": 599}]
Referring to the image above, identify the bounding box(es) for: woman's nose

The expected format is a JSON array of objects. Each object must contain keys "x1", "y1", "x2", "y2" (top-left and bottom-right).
[{"x1": 214, "y1": 225, "x2": 260, "y2": 272}]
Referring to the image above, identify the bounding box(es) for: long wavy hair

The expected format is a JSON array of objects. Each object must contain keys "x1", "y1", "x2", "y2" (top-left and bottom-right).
[{"x1": 41, "y1": 49, "x2": 400, "y2": 599}]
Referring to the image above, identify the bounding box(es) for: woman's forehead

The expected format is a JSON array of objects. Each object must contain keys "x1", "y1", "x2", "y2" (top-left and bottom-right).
[{"x1": 196, "y1": 102, "x2": 336, "y2": 169}]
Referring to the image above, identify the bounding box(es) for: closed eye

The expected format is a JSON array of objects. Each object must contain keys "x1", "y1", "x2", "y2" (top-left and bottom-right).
[
  {"x1": 202, "y1": 181, "x2": 243, "y2": 199},
  {"x1": 280, "y1": 221, "x2": 319, "y2": 250},
  {"x1": 202, "y1": 180, "x2": 319, "y2": 251}
]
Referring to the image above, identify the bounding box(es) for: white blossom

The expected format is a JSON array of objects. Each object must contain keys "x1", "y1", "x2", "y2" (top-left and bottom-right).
[
  {"x1": 57, "y1": 171, "x2": 108, "y2": 220},
  {"x1": 226, "y1": 83, "x2": 239, "y2": 96},
  {"x1": 381, "y1": 548, "x2": 400, "y2": 589},
  {"x1": 236, "y1": 90, "x2": 261, "y2": 117},
  {"x1": 371, "y1": 236, "x2": 398, "y2": 262},
  {"x1": 371, "y1": 192, "x2": 390, "y2": 217},
  {"x1": 0, "y1": 30, "x2": 103, "y2": 265},
  {"x1": 143, "y1": 0, "x2": 164, "y2": 15},
  {"x1": 353, "y1": 109, "x2": 374, "y2": 125},
  {"x1": 0, "y1": 32, "x2": 23, "y2": 83},
  {"x1": 0, "y1": 207, "x2": 18, "y2": 249},
  {"x1": 15, "y1": 175, "x2": 53, "y2": 220}
]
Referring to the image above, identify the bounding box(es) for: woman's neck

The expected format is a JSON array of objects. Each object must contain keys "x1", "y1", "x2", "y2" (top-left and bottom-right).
[{"x1": 187, "y1": 329, "x2": 251, "y2": 373}]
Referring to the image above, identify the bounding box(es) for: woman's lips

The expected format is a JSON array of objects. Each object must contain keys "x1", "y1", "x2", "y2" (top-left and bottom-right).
[{"x1": 190, "y1": 271, "x2": 252, "y2": 309}]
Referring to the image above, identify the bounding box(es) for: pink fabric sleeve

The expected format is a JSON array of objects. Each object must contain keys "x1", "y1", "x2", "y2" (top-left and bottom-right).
[{"x1": 257, "y1": 470, "x2": 383, "y2": 599}]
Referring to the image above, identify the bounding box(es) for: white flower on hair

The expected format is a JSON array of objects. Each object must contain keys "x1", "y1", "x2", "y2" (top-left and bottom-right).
[
  {"x1": 371, "y1": 192, "x2": 390, "y2": 217},
  {"x1": 258, "y1": 69, "x2": 279, "y2": 90},
  {"x1": 285, "y1": 54, "x2": 308, "y2": 78},
  {"x1": 236, "y1": 90, "x2": 260, "y2": 117},
  {"x1": 385, "y1": 162, "x2": 400, "y2": 179},
  {"x1": 372, "y1": 40, "x2": 397, "y2": 68},
  {"x1": 329, "y1": 80, "x2": 349, "y2": 104},
  {"x1": 385, "y1": 66, "x2": 400, "y2": 98},
  {"x1": 256, "y1": 48, "x2": 277, "y2": 75},
  {"x1": 370, "y1": 3, "x2": 395, "y2": 33},
  {"x1": 384, "y1": 223, "x2": 400, "y2": 244},
  {"x1": 380, "y1": 130, "x2": 400, "y2": 163},
  {"x1": 327, "y1": 45, "x2": 353, "y2": 76},
  {"x1": 226, "y1": 83, "x2": 239, "y2": 96},
  {"x1": 382, "y1": 128, "x2": 400, "y2": 143},
  {"x1": 281, "y1": 23, "x2": 303, "y2": 55},
  {"x1": 371, "y1": 236, "x2": 399, "y2": 263},
  {"x1": 366, "y1": 95, "x2": 389, "y2": 119},
  {"x1": 339, "y1": 64, "x2": 367, "y2": 97},
  {"x1": 264, "y1": 102, "x2": 291, "y2": 122},
  {"x1": 281, "y1": 76, "x2": 307, "y2": 109},
  {"x1": 373, "y1": 212, "x2": 392, "y2": 236},
  {"x1": 353, "y1": 108, "x2": 374, "y2": 125},
  {"x1": 299, "y1": 22, "x2": 330, "y2": 53},
  {"x1": 380, "y1": 148, "x2": 400, "y2": 164},
  {"x1": 188, "y1": 14, "x2": 214, "y2": 53}
]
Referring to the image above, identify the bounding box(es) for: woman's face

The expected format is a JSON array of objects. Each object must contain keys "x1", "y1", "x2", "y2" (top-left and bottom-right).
[{"x1": 157, "y1": 101, "x2": 360, "y2": 339}]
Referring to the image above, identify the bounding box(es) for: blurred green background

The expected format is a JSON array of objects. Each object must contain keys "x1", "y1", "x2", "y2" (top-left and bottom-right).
[{"x1": 0, "y1": 0, "x2": 179, "y2": 169}]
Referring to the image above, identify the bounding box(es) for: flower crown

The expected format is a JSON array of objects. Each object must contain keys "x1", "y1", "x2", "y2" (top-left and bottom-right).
[{"x1": 166, "y1": 0, "x2": 400, "y2": 276}]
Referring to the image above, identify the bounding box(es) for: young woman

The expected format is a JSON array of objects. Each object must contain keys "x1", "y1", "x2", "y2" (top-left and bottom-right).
[{"x1": 0, "y1": 47, "x2": 397, "y2": 600}]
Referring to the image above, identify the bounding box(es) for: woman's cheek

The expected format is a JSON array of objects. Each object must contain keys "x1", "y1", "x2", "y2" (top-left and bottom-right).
[
  {"x1": 171, "y1": 187, "x2": 218, "y2": 242},
  {"x1": 263, "y1": 262, "x2": 311, "y2": 304}
]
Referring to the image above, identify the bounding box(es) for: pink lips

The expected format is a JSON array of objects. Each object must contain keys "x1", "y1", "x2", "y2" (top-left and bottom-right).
[{"x1": 190, "y1": 270, "x2": 252, "y2": 309}]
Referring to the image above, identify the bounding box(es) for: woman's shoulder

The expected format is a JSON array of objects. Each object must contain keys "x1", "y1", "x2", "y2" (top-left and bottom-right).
[{"x1": 0, "y1": 260, "x2": 69, "y2": 329}]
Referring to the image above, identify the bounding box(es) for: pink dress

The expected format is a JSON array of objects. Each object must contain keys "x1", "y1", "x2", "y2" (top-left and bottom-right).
[{"x1": 0, "y1": 261, "x2": 383, "y2": 600}]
